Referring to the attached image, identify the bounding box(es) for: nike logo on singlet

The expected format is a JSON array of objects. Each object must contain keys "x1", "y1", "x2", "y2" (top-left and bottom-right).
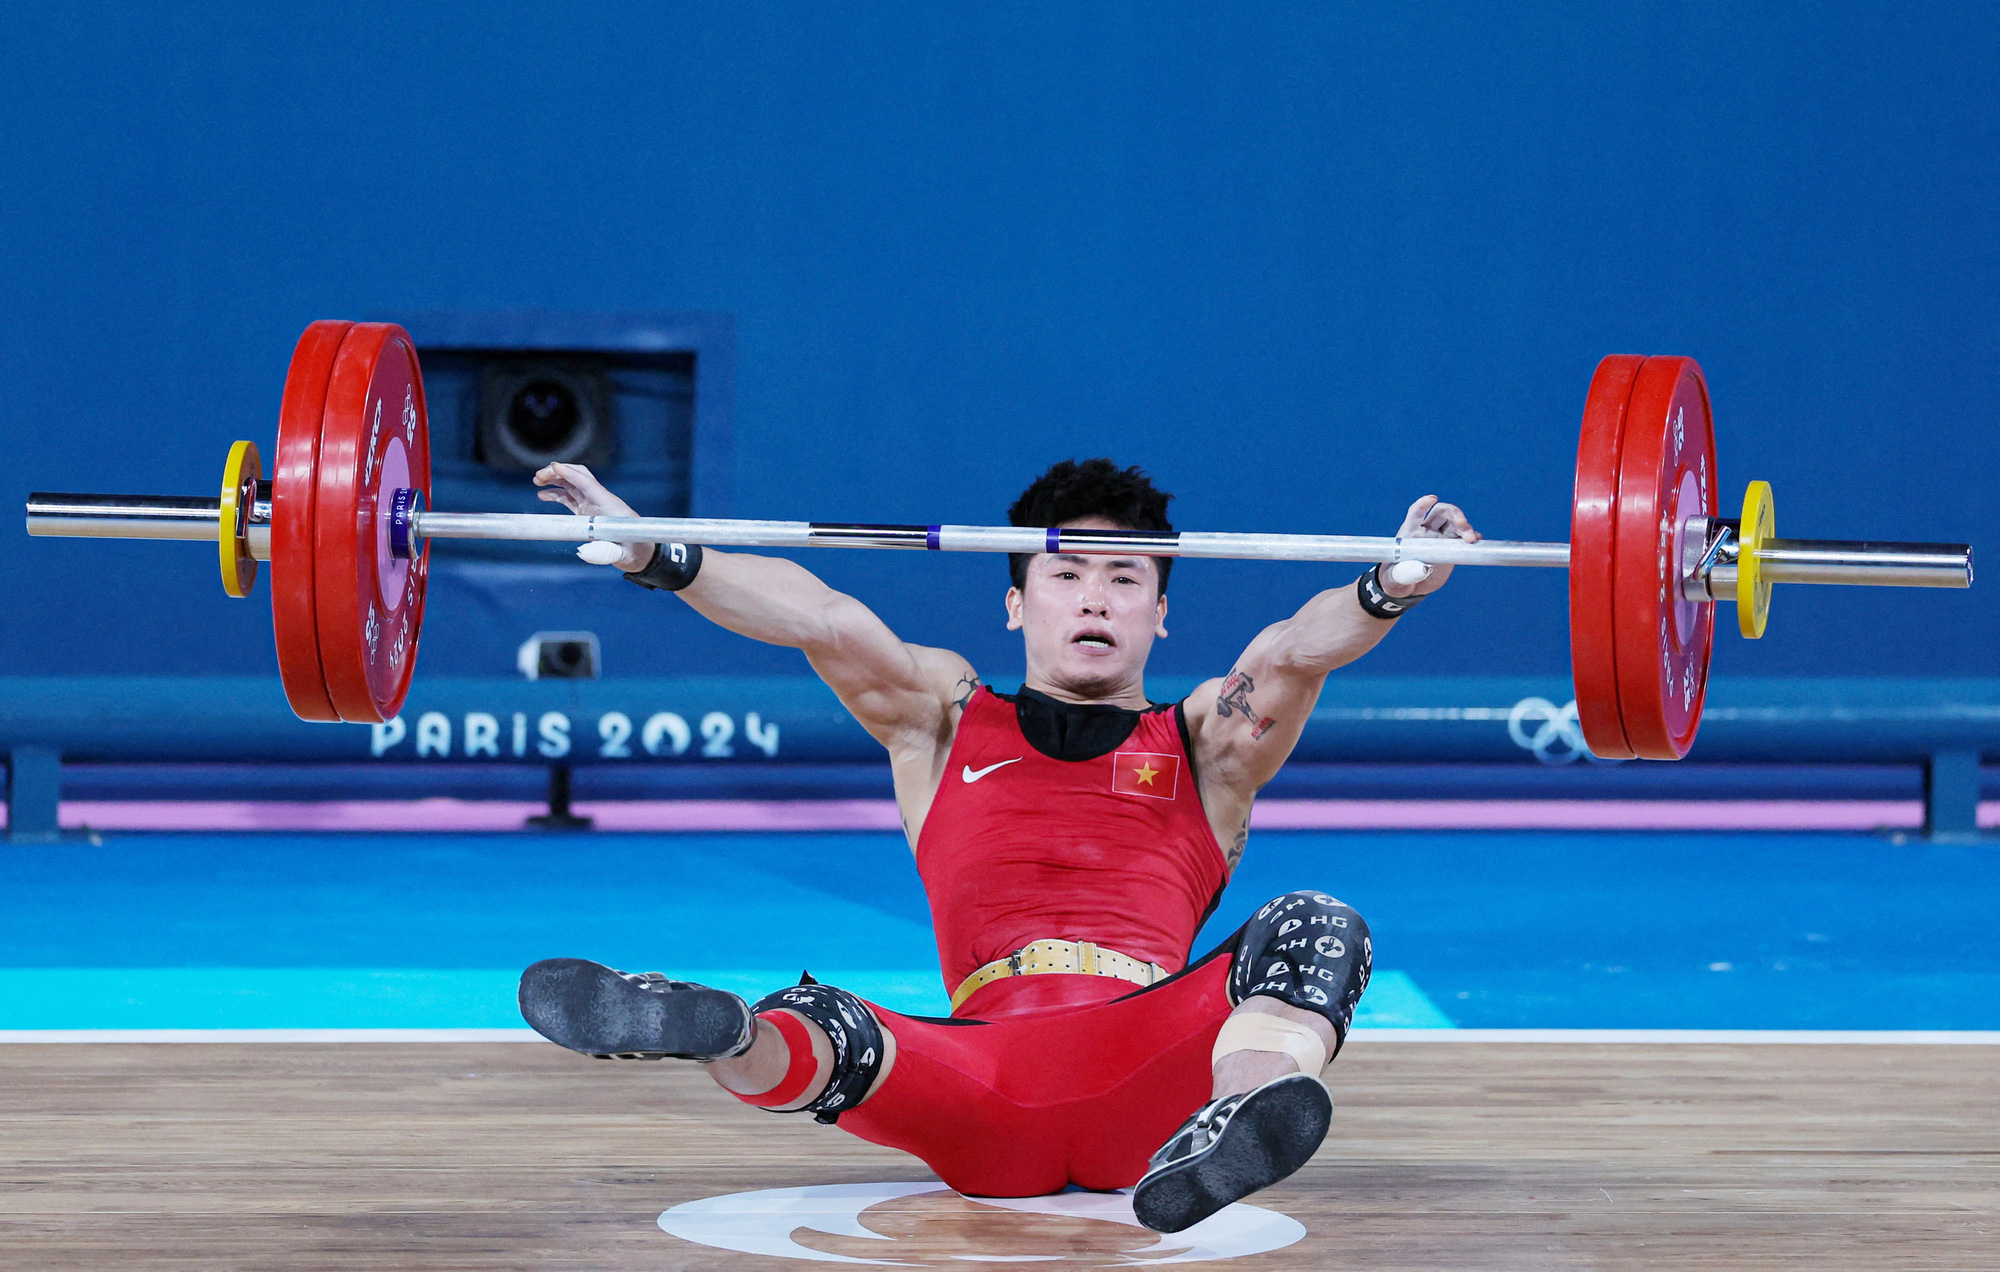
[{"x1": 961, "y1": 758, "x2": 1023, "y2": 783}]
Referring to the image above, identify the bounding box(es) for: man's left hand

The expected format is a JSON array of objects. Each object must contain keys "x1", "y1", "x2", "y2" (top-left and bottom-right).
[{"x1": 1384, "y1": 495, "x2": 1481, "y2": 597}]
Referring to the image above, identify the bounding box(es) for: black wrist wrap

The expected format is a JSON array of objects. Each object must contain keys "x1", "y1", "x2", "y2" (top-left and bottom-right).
[
  {"x1": 625, "y1": 542, "x2": 704, "y2": 592},
  {"x1": 1356, "y1": 563, "x2": 1424, "y2": 620}
]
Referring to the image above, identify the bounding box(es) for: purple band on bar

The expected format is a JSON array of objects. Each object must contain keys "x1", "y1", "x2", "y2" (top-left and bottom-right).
[
  {"x1": 388, "y1": 488, "x2": 424, "y2": 561},
  {"x1": 926, "y1": 526, "x2": 940, "y2": 551},
  {"x1": 1047, "y1": 527, "x2": 1060, "y2": 553}
]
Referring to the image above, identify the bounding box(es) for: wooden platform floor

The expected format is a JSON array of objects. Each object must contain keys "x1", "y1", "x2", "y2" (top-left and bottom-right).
[{"x1": 2, "y1": 1041, "x2": 1995, "y2": 1270}]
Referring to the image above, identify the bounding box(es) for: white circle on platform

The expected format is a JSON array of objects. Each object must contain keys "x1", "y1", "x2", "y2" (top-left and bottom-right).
[{"x1": 657, "y1": 1180, "x2": 1306, "y2": 1265}]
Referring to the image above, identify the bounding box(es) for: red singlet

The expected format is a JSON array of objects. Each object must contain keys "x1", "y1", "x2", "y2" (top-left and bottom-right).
[
  {"x1": 917, "y1": 687, "x2": 1230, "y2": 1017},
  {"x1": 816, "y1": 686, "x2": 1245, "y2": 1196}
]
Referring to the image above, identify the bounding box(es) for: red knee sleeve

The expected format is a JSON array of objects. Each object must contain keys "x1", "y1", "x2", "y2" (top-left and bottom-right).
[{"x1": 729, "y1": 1010, "x2": 819, "y2": 1109}]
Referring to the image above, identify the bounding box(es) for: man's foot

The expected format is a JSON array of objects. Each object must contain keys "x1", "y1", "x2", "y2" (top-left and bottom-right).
[
  {"x1": 518, "y1": 958, "x2": 756, "y2": 1060},
  {"x1": 1132, "y1": 1072, "x2": 1332, "y2": 1233}
]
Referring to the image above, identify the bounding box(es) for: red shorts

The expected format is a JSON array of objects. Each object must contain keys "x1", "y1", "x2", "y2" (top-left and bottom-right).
[{"x1": 832, "y1": 949, "x2": 1236, "y2": 1197}]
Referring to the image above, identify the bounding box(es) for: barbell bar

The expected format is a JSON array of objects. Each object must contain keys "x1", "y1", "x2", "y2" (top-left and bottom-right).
[
  {"x1": 26, "y1": 492, "x2": 1971, "y2": 584},
  {"x1": 21, "y1": 321, "x2": 1974, "y2": 759}
]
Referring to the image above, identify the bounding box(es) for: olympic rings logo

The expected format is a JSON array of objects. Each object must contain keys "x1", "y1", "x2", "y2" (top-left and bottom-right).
[{"x1": 1507, "y1": 696, "x2": 1601, "y2": 765}]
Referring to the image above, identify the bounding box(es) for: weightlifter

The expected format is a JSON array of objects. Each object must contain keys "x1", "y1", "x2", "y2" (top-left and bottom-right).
[{"x1": 518, "y1": 458, "x2": 1480, "y2": 1233}]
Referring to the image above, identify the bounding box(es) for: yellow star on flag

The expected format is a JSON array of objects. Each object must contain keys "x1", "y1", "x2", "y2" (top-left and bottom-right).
[{"x1": 1133, "y1": 761, "x2": 1159, "y2": 786}]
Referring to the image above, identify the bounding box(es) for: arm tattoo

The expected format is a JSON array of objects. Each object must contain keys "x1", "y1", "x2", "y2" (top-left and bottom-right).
[
  {"x1": 1215, "y1": 670, "x2": 1254, "y2": 717},
  {"x1": 1226, "y1": 813, "x2": 1250, "y2": 870},
  {"x1": 951, "y1": 672, "x2": 982, "y2": 711},
  {"x1": 1215, "y1": 669, "x2": 1278, "y2": 740}
]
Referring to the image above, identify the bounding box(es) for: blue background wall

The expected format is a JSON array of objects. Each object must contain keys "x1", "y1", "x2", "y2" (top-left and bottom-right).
[{"x1": 3, "y1": 1, "x2": 1993, "y2": 686}]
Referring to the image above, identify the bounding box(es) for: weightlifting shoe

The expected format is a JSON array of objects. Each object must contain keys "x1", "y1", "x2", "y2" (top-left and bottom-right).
[
  {"x1": 1132, "y1": 1072, "x2": 1333, "y2": 1233},
  {"x1": 518, "y1": 957, "x2": 756, "y2": 1061}
]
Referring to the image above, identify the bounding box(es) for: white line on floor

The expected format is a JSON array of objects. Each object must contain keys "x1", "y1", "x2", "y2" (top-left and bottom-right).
[
  {"x1": 2, "y1": 1027, "x2": 1998, "y2": 1044},
  {"x1": 0, "y1": 1028, "x2": 546, "y2": 1043},
  {"x1": 1353, "y1": 1028, "x2": 2000, "y2": 1044}
]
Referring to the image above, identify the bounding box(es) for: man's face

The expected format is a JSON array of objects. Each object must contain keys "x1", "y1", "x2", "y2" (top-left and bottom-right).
[{"x1": 1005, "y1": 517, "x2": 1168, "y2": 699}]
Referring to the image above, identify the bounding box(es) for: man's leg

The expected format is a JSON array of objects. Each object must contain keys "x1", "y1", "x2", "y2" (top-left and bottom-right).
[
  {"x1": 520, "y1": 961, "x2": 898, "y2": 1118},
  {"x1": 1135, "y1": 891, "x2": 1371, "y2": 1234},
  {"x1": 522, "y1": 960, "x2": 1077, "y2": 1196},
  {"x1": 706, "y1": 982, "x2": 897, "y2": 1118},
  {"x1": 1210, "y1": 888, "x2": 1370, "y2": 1093},
  {"x1": 704, "y1": 1013, "x2": 825, "y2": 1102},
  {"x1": 1208, "y1": 997, "x2": 1337, "y2": 1097}
]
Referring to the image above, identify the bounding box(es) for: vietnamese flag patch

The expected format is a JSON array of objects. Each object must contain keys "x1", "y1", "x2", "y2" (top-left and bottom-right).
[{"x1": 1112, "y1": 751, "x2": 1181, "y2": 800}]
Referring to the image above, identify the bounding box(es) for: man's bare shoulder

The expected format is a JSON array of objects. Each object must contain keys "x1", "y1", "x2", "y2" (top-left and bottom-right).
[
  {"x1": 854, "y1": 644, "x2": 978, "y2": 779},
  {"x1": 802, "y1": 633, "x2": 975, "y2": 757},
  {"x1": 902, "y1": 643, "x2": 982, "y2": 712},
  {"x1": 1180, "y1": 676, "x2": 1226, "y2": 739}
]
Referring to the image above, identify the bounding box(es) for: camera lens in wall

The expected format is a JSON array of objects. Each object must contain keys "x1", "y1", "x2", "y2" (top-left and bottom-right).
[
  {"x1": 517, "y1": 631, "x2": 601, "y2": 680},
  {"x1": 478, "y1": 362, "x2": 615, "y2": 471},
  {"x1": 509, "y1": 377, "x2": 583, "y2": 452},
  {"x1": 542, "y1": 640, "x2": 593, "y2": 677}
]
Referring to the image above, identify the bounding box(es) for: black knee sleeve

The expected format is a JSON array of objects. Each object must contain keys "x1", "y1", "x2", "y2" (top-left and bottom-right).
[
  {"x1": 1227, "y1": 891, "x2": 1373, "y2": 1052},
  {"x1": 750, "y1": 980, "x2": 886, "y2": 1124}
]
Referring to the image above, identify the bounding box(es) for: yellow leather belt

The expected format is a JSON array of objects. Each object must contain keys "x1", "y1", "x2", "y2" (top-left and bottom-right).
[{"x1": 949, "y1": 938, "x2": 1171, "y2": 1012}]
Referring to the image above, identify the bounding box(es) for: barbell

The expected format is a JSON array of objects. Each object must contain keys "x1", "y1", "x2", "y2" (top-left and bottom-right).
[{"x1": 25, "y1": 321, "x2": 1973, "y2": 759}]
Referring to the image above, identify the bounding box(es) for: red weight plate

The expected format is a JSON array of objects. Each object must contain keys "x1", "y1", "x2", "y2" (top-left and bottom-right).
[
  {"x1": 312, "y1": 323, "x2": 431, "y2": 723},
  {"x1": 271, "y1": 321, "x2": 353, "y2": 722},
  {"x1": 1568, "y1": 355, "x2": 1646, "y2": 760},
  {"x1": 1610, "y1": 356, "x2": 1718, "y2": 759}
]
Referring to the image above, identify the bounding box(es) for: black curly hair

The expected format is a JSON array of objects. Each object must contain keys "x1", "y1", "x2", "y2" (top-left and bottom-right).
[{"x1": 1007, "y1": 458, "x2": 1175, "y2": 594}]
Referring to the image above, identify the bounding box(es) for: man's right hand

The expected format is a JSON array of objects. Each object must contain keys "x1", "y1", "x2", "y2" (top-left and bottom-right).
[
  {"x1": 533, "y1": 462, "x2": 655, "y2": 573},
  {"x1": 529, "y1": 461, "x2": 977, "y2": 844}
]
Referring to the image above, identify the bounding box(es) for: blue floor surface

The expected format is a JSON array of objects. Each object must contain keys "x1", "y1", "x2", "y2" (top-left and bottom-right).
[{"x1": 1, "y1": 830, "x2": 1992, "y2": 1030}]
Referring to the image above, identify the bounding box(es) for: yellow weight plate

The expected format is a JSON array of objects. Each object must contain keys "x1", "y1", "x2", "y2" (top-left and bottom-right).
[
  {"x1": 1737, "y1": 479, "x2": 1774, "y2": 638},
  {"x1": 219, "y1": 440, "x2": 262, "y2": 598}
]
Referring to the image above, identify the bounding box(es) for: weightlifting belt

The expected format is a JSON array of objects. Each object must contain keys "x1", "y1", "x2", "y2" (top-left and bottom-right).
[{"x1": 948, "y1": 938, "x2": 1170, "y2": 1012}]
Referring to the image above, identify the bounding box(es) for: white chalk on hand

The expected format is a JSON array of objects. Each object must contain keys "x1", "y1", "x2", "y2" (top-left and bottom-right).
[
  {"x1": 1388, "y1": 560, "x2": 1431, "y2": 587},
  {"x1": 577, "y1": 541, "x2": 626, "y2": 566}
]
